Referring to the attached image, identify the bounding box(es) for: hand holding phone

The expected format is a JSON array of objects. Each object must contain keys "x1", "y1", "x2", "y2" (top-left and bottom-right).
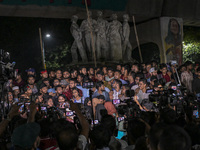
[{"x1": 113, "y1": 99, "x2": 120, "y2": 105}]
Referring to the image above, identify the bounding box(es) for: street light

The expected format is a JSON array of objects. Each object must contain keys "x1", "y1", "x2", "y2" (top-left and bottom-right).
[{"x1": 46, "y1": 34, "x2": 51, "y2": 38}]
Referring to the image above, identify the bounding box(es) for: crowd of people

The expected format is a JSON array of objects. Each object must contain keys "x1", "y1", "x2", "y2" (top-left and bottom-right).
[{"x1": 0, "y1": 60, "x2": 200, "y2": 150}]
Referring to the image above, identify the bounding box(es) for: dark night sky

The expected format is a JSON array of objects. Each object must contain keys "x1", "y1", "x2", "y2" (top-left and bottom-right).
[{"x1": 0, "y1": 16, "x2": 74, "y2": 74}]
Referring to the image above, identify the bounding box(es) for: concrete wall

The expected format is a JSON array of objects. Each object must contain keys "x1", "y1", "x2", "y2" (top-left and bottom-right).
[{"x1": 130, "y1": 18, "x2": 165, "y2": 63}]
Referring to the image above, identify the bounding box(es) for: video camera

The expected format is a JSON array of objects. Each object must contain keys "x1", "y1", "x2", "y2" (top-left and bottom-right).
[{"x1": 0, "y1": 49, "x2": 17, "y2": 82}]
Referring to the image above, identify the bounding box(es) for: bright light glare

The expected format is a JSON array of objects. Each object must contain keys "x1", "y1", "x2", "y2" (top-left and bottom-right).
[{"x1": 46, "y1": 34, "x2": 51, "y2": 38}]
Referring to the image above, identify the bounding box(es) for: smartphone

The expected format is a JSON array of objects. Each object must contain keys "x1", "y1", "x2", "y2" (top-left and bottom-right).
[
  {"x1": 66, "y1": 111, "x2": 74, "y2": 116},
  {"x1": 94, "y1": 120, "x2": 99, "y2": 125},
  {"x1": 146, "y1": 89, "x2": 153, "y2": 93},
  {"x1": 41, "y1": 106, "x2": 47, "y2": 113},
  {"x1": 25, "y1": 102, "x2": 30, "y2": 112},
  {"x1": 193, "y1": 110, "x2": 199, "y2": 118},
  {"x1": 118, "y1": 117, "x2": 125, "y2": 122},
  {"x1": 113, "y1": 99, "x2": 120, "y2": 105},
  {"x1": 18, "y1": 105, "x2": 24, "y2": 113},
  {"x1": 91, "y1": 120, "x2": 99, "y2": 125},
  {"x1": 171, "y1": 60, "x2": 177, "y2": 66},
  {"x1": 171, "y1": 86, "x2": 177, "y2": 90}
]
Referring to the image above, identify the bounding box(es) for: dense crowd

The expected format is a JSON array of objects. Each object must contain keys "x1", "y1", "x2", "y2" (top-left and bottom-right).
[{"x1": 0, "y1": 60, "x2": 200, "y2": 150}]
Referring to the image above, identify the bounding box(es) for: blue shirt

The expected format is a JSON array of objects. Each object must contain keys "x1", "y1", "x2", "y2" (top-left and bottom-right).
[
  {"x1": 76, "y1": 86, "x2": 90, "y2": 99},
  {"x1": 92, "y1": 91, "x2": 110, "y2": 101},
  {"x1": 120, "y1": 79, "x2": 128, "y2": 85}
]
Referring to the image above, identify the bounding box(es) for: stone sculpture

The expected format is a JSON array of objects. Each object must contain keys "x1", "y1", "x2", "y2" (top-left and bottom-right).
[
  {"x1": 80, "y1": 11, "x2": 97, "y2": 61},
  {"x1": 70, "y1": 12, "x2": 133, "y2": 62},
  {"x1": 96, "y1": 11, "x2": 109, "y2": 61},
  {"x1": 70, "y1": 15, "x2": 88, "y2": 63},
  {"x1": 107, "y1": 14, "x2": 123, "y2": 61},
  {"x1": 122, "y1": 14, "x2": 133, "y2": 61}
]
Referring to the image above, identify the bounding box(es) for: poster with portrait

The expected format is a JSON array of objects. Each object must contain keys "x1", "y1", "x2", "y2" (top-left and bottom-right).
[{"x1": 160, "y1": 17, "x2": 183, "y2": 65}]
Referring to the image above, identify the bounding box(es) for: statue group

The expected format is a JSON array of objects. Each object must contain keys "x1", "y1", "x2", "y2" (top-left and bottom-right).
[{"x1": 70, "y1": 11, "x2": 132, "y2": 63}]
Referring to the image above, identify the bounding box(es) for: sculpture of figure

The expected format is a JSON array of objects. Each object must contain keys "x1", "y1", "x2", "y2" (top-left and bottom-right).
[
  {"x1": 96, "y1": 11, "x2": 109, "y2": 61},
  {"x1": 80, "y1": 11, "x2": 97, "y2": 61},
  {"x1": 107, "y1": 14, "x2": 123, "y2": 61},
  {"x1": 70, "y1": 15, "x2": 88, "y2": 63},
  {"x1": 122, "y1": 14, "x2": 133, "y2": 61}
]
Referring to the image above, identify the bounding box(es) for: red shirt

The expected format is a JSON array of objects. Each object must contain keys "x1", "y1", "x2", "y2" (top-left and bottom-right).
[
  {"x1": 104, "y1": 102, "x2": 117, "y2": 116},
  {"x1": 63, "y1": 88, "x2": 83, "y2": 100},
  {"x1": 13, "y1": 80, "x2": 25, "y2": 89},
  {"x1": 162, "y1": 74, "x2": 171, "y2": 83}
]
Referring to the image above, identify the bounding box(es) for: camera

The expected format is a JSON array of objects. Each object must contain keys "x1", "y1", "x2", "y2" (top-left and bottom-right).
[
  {"x1": 82, "y1": 82, "x2": 94, "y2": 89},
  {"x1": 0, "y1": 49, "x2": 17, "y2": 82}
]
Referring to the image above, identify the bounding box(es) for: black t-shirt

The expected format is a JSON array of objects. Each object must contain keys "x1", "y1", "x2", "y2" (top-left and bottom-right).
[{"x1": 193, "y1": 78, "x2": 200, "y2": 93}]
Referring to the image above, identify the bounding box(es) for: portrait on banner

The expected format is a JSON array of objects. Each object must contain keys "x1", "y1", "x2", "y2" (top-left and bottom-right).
[{"x1": 160, "y1": 17, "x2": 183, "y2": 65}]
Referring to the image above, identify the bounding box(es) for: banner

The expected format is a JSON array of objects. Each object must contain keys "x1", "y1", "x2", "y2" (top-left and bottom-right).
[{"x1": 160, "y1": 17, "x2": 183, "y2": 65}]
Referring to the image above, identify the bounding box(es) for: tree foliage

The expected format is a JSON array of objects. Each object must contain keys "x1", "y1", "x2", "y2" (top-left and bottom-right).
[
  {"x1": 46, "y1": 43, "x2": 71, "y2": 69},
  {"x1": 183, "y1": 26, "x2": 200, "y2": 63}
]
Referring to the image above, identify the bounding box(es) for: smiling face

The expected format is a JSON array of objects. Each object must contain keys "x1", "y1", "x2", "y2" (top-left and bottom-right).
[
  {"x1": 114, "y1": 72, "x2": 121, "y2": 80},
  {"x1": 58, "y1": 96, "x2": 65, "y2": 103},
  {"x1": 47, "y1": 98, "x2": 54, "y2": 107},
  {"x1": 72, "y1": 89, "x2": 79, "y2": 98},
  {"x1": 139, "y1": 81, "x2": 146, "y2": 90}
]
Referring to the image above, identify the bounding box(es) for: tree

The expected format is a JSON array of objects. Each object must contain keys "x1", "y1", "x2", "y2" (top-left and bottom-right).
[
  {"x1": 46, "y1": 43, "x2": 71, "y2": 69},
  {"x1": 183, "y1": 26, "x2": 200, "y2": 63}
]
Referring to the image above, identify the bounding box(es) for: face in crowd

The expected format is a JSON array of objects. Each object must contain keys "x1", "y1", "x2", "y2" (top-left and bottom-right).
[
  {"x1": 69, "y1": 80, "x2": 76, "y2": 89},
  {"x1": 41, "y1": 72, "x2": 48, "y2": 79},
  {"x1": 56, "y1": 70, "x2": 62, "y2": 79},
  {"x1": 54, "y1": 79, "x2": 60, "y2": 87},
  {"x1": 139, "y1": 81, "x2": 146, "y2": 90},
  {"x1": 49, "y1": 71, "x2": 55, "y2": 79},
  {"x1": 56, "y1": 87, "x2": 63, "y2": 95},
  {"x1": 107, "y1": 70, "x2": 114, "y2": 78},
  {"x1": 58, "y1": 95, "x2": 65, "y2": 103},
  {"x1": 63, "y1": 71, "x2": 70, "y2": 79},
  {"x1": 72, "y1": 89, "x2": 79, "y2": 98},
  {"x1": 28, "y1": 76, "x2": 35, "y2": 85},
  {"x1": 47, "y1": 98, "x2": 54, "y2": 107},
  {"x1": 97, "y1": 74, "x2": 104, "y2": 81},
  {"x1": 114, "y1": 71, "x2": 121, "y2": 80},
  {"x1": 7, "y1": 92, "x2": 13, "y2": 102}
]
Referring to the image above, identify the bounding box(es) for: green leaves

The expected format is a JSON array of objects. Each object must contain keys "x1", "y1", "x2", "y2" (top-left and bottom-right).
[
  {"x1": 183, "y1": 27, "x2": 200, "y2": 63},
  {"x1": 46, "y1": 43, "x2": 70, "y2": 69},
  {"x1": 183, "y1": 42, "x2": 200, "y2": 63}
]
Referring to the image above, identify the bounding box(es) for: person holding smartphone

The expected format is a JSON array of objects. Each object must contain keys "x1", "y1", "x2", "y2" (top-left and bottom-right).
[
  {"x1": 72, "y1": 87, "x2": 83, "y2": 104},
  {"x1": 57, "y1": 94, "x2": 69, "y2": 109}
]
